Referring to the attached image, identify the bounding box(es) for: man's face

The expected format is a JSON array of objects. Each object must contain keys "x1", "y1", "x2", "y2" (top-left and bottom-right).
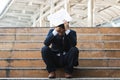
[{"x1": 56, "y1": 27, "x2": 65, "y2": 36}]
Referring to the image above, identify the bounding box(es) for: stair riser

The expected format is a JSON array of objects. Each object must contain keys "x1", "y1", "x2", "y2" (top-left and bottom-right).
[
  {"x1": 0, "y1": 70, "x2": 48, "y2": 78},
  {"x1": 80, "y1": 51, "x2": 120, "y2": 58},
  {"x1": 1, "y1": 59, "x2": 120, "y2": 67},
  {"x1": 1, "y1": 35, "x2": 120, "y2": 41},
  {"x1": 0, "y1": 29, "x2": 15, "y2": 33},
  {"x1": 1, "y1": 51, "x2": 120, "y2": 58},
  {"x1": 0, "y1": 36, "x2": 15, "y2": 41},
  {"x1": 0, "y1": 28, "x2": 120, "y2": 33},
  {"x1": 1, "y1": 69, "x2": 120, "y2": 78},
  {"x1": 0, "y1": 60, "x2": 45, "y2": 67},
  {"x1": 0, "y1": 27, "x2": 120, "y2": 78},
  {"x1": 0, "y1": 42, "x2": 120, "y2": 50},
  {"x1": 0, "y1": 51, "x2": 41, "y2": 58}
]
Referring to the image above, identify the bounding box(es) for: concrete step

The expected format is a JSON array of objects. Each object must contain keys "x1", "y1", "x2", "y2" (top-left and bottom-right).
[
  {"x1": 0, "y1": 50, "x2": 120, "y2": 59},
  {"x1": 1, "y1": 50, "x2": 120, "y2": 58},
  {"x1": 1, "y1": 58, "x2": 120, "y2": 67},
  {"x1": 0, "y1": 27, "x2": 50, "y2": 33},
  {"x1": 0, "y1": 27, "x2": 120, "y2": 78},
  {"x1": 0, "y1": 51, "x2": 41, "y2": 58},
  {"x1": 1, "y1": 67, "x2": 120, "y2": 77},
  {"x1": 0, "y1": 42, "x2": 120, "y2": 50},
  {"x1": 0, "y1": 27, "x2": 120, "y2": 33},
  {"x1": 0, "y1": 27, "x2": 98, "y2": 34},
  {"x1": 0, "y1": 33, "x2": 120, "y2": 36},
  {"x1": 1, "y1": 34, "x2": 120, "y2": 42},
  {"x1": 0, "y1": 78, "x2": 120, "y2": 80},
  {"x1": 1, "y1": 40, "x2": 120, "y2": 43}
]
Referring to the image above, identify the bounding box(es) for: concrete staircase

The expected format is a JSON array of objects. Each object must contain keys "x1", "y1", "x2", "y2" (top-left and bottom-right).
[{"x1": 0, "y1": 27, "x2": 120, "y2": 78}]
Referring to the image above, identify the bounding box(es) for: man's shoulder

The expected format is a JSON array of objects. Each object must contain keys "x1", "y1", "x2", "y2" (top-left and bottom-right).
[
  {"x1": 70, "y1": 29, "x2": 76, "y2": 33},
  {"x1": 50, "y1": 28, "x2": 54, "y2": 31},
  {"x1": 48, "y1": 28, "x2": 54, "y2": 32}
]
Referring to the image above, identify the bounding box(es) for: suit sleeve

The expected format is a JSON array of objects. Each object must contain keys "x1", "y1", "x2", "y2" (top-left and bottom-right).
[
  {"x1": 44, "y1": 29, "x2": 55, "y2": 46},
  {"x1": 66, "y1": 30, "x2": 77, "y2": 47}
]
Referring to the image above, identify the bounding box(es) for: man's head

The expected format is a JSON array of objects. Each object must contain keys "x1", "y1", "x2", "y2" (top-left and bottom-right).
[
  {"x1": 58, "y1": 24, "x2": 65, "y2": 29},
  {"x1": 55, "y1": 24, "x2": 65, "y2": 36}
]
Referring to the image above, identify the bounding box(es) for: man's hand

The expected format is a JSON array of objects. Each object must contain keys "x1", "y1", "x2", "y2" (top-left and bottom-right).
[
  {"x1": 54, "y1": 27, "x2": 65, "y2": 36},
  {"x1": 55, "y1": 27, "x2": 61, "y2": 33},
  {"x1": 64, "y1": 20, "x2": 70, "y2": 31}
]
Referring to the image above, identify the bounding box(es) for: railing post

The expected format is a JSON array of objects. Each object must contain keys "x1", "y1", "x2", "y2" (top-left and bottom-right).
[{"x1": 88, "y1": 0, "x2": 94, "y2": 27}]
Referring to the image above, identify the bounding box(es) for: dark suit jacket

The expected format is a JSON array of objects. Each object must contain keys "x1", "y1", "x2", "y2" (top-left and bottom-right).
[{"x1": 44, "y1": 29, "x2": 77, "y2": 53}]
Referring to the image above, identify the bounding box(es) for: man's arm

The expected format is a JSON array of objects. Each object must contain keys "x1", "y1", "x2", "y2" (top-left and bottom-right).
[
  {"x1": 44, "y1": 26, "x2": 64, "y2": 46},
  {"x1": 66, "y1": 30, "x2": 77, "y2": 47},
  {"x1": 64, "y1": 21, "x2": 77, "y2": 47},
  {"x1": 44, "y1": 29, "x2": 56, "y2": 46}
]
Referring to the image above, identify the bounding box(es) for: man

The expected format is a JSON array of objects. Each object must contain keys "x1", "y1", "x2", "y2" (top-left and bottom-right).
[{"x1": 41, "y1": 21, "x2": 79, "y2": 78}]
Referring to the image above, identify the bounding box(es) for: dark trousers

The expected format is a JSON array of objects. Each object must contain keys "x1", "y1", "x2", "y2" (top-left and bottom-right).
[{"x1": 41, "y1": 46, "x2": 79, "y2": 74}]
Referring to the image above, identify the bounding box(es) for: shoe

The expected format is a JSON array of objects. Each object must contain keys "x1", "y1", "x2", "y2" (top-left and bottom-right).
[
  {"x1": 74, "y1": 61, "x2": 78, "y2": 66},
  {"x1": 74, "y1": 60, "x2": 79, "y2": 66},
  {"x1": 65, "y1": 73, "x2": 72, "y2": 78},
  {"x1": 48, "y1": 72, "x2": 56, "y2": 78}
]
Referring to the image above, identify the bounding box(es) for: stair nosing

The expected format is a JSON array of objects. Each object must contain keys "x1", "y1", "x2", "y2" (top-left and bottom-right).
[
  {"x1": 0, "y1": 58, "x2": 120, "y2": 60},
  {"x1": 0, "y1": 49, "x2": 120, "y2": 51},
  {"x1": 1, "y1": 67, "x2": 120, "y2": 70},
  {"x1": 0, "y1": 40, "x2": 120, "y2": 43},
  {"x1": 0, "y1": 33, "x2": 120, "y2": 36},
  {"x1": 0, "y1": 78, "x2": 120, "y2": 80}
]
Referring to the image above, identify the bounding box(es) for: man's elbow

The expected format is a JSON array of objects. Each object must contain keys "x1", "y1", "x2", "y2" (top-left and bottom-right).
[
  {"x1": 72, "y1": 42, "x2": 77, "y2": 47},
  {"x1": 44, "y1": 41, "x2": 50, "y2": 46}
]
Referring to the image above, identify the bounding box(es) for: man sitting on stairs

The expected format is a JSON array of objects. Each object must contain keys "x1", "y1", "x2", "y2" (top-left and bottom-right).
[
  {"x1": 41, "y1": 9, "x2": 79, "y2": 78},
  {"x1": 41, "y1": 21, "x2": 79, "y2": 78}
]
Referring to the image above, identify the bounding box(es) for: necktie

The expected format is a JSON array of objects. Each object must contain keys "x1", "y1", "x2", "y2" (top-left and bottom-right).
[{"x1": 59, "y1": 35, "x2": 65, "y2": 67}]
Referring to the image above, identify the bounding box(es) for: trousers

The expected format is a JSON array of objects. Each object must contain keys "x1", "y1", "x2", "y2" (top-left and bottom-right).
[{"x1": 41, "y1": 46, "x2": 79, "y2": 74}]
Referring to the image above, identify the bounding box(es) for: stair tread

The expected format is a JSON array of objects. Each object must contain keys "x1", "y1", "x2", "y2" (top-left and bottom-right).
[
  {"x1": 0, "y1": 27, "x2": 120, "y2": 77},
  {"x1": 0, "y1": 49, "x2": 120, "y2": 51},
  {"x1": 1, "y1": 67, "x2": 120, "y2": 70},
  {"x1": 0, "y1": 40, "x2": 120, "y2": 43},
  {"x1": 0, "y1": 78, "x2": 120, "y2": 80},
  {"x1": 1, "y1": 58, "x2": 120, "y2": 60},
  {"x1": 0, "y1": 33, "x2": 120, "y2": 35}
]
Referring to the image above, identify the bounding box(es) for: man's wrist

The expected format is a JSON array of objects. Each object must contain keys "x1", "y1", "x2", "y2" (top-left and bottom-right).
[
  {"x1": 65, "y1": 29, "x2": 70, "y2": 35},
  {"x1": 52, "y1": 29, "x2": 58, "y2": 36}
]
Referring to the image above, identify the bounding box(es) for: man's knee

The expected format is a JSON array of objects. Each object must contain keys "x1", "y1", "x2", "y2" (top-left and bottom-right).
[
  {"x1": 70, "y1": 47, "x2": 79, "y2": 54},
  {"x1": 70, "y1": 47, "x2": 79, "y2": 66},
  {"x1": 41, "y1": 46, "x2": 50, "y2": 54}
]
